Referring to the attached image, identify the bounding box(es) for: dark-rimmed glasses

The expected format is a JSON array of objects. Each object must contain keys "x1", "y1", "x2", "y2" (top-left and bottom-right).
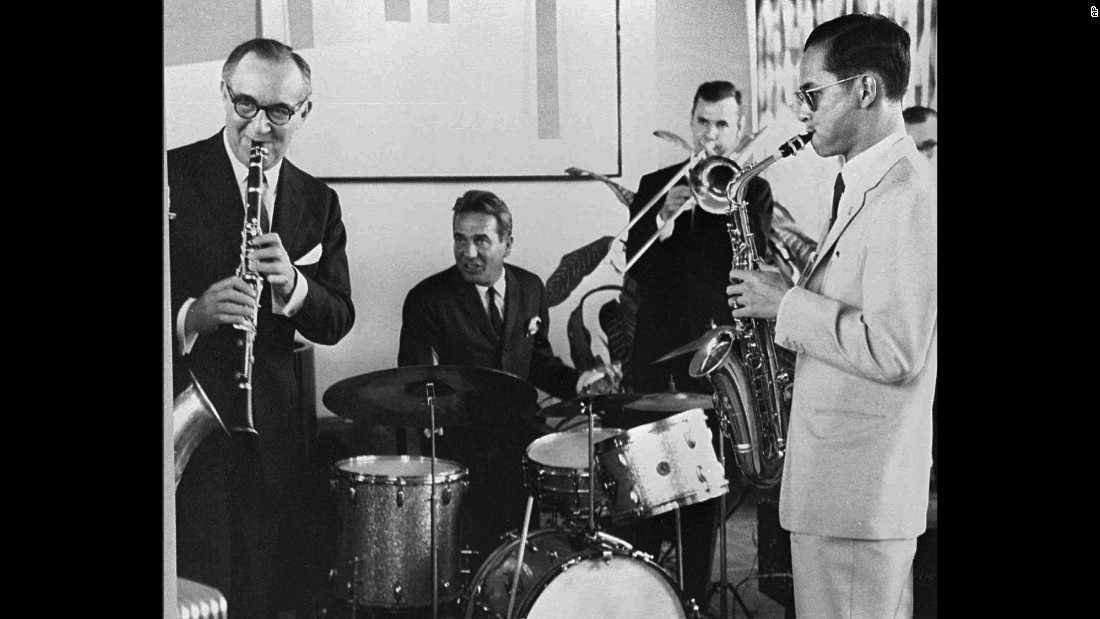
[
  {"x1": 225, "y1": 83, "x2": 309, "y2": 126},
  {"x1": 794, "y1": 75, "x2": 863, "y2": 112}
]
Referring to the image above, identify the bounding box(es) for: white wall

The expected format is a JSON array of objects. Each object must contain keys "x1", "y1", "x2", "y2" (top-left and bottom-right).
[{"x1": 163, "y1": 0, "x2": 771, "y2": 419}]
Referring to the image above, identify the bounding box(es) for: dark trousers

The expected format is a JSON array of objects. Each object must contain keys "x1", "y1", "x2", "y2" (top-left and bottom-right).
[{"x1": 176, "y1": 433, "x2": 274, "y2": 619}]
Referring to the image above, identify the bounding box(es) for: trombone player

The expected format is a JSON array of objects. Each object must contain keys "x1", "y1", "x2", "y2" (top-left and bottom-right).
[{"x1": 616, "y1": 80, "x2": 791, "y2": 608}]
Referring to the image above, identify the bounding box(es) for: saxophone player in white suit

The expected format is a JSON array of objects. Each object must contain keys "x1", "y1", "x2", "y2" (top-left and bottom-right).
[{"x1": 726, "y1": 14, "x2": 936, "y2": 619}]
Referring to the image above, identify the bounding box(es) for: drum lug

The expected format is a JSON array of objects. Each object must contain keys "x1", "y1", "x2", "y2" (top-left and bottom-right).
[
  {"x1": 442, "y1": 486, "x2": 452, "y2": 505},
  {"x1": 392, "y1": 582, "x2": 405, "y2": 605},
  {"x1": 696, "y1": 465, "x2": 711, "y2": 492},
  {"x1": 396, "y1": 478, "x2": 407, "y2": 507},
  {"x1": 347, "y1": 485, "x2": 356, "y2": 504},
  {"x1": 601, "y1": 549, "x2": 613, "y2": 564},
  {"x1": 684, "y1": 430, "x2": 696, "y2": 449}
]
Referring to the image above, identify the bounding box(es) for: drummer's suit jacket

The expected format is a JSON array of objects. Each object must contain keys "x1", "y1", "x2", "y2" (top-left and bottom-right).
[
  {"x1": 398, "y1": 263, "x2": 578, "y2": 401},
  {"x1": 776, "y1": 135, "x2": 937, "y2": 541}
]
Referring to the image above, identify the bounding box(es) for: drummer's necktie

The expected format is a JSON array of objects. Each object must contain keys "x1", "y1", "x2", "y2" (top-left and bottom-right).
[{"x1": 487, "y1": 286, "x2": 504, "y2": 338}]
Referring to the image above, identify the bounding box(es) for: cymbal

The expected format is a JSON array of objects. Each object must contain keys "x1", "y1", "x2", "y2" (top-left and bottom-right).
[
  {"x1": 624, "y1": 391, "x2": 713, "y2": 413},
  {"x1": 652, "y1": 325, "x2": 737, "y2": 364},
  {"x1": 537, "y1": 392, "x2": 641, "y2": 419},
  {"x1": 323, "y1": 365, "x2": 537, "y2": 427}
]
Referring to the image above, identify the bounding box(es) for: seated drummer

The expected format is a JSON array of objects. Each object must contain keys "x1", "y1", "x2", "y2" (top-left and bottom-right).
[{"x1": 397, "y1": 189, "x2": 610, "y2": 566}]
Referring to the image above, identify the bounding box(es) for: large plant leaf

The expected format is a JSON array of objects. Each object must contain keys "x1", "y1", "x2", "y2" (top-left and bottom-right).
[
  {"x1": 564, "y1": 167, "x2": 636, "y2": 207},
  {"x1": 546, "y1": 236, "x2": 614, "y2": 308}
]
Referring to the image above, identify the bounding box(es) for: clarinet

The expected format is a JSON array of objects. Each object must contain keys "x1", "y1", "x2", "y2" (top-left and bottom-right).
[{"x1": 229, "y1": 141, "x2": 267, "y2": 435}]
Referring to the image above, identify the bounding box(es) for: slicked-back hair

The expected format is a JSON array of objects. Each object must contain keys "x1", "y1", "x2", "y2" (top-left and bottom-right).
[
  {"x1": 453, "y1": 190, "x2": 513, "y2": 240},
  {"x1": 903, "y1": 106, "x2": 937, "y2": 124},
  {"x1": 222, "y1": 38, "x2": 312, "y2": 94},
  {"x1": 804, "y1": 13, "x2": 911, "y2": 101},
  {"x1": 692, "y1": 80, "x2": 743, "y2": 112}
]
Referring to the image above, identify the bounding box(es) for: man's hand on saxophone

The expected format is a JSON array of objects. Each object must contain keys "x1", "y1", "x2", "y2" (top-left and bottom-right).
[
  {"x1": 726, "y1": 267, "x2": 793, "y2": 319},
  {"x1": 247, "y1": 231, "x2": 300, "y2": 303},
  {"x1": 185, "y1": 275, "x2": 259, "y2": 337}
]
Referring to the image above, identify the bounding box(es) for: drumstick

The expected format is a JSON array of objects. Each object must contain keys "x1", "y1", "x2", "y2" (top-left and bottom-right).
[{"x1": 507, "y1": 495, "x2": 536, "y2": 619}]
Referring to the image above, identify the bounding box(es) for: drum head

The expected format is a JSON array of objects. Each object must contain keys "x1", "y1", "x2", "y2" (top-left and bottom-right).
[
  {"x1": 526, "y1": 428, "x2": 624, "y2": 468},
  {"x1": 525, "y1": 552, "x2": 687, "y2": 619},
  {"x1": 334, "y1": 455, "x2": 465, "y2": 482}
]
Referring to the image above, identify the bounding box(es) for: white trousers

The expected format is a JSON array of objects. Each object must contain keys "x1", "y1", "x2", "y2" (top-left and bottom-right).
[{"x1": 789, "y1": 532, "x2": 917, "y2": 619}]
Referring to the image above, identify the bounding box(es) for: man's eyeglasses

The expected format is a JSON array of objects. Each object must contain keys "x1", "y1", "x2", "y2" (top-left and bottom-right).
[
  {"x1": 794, "y1": 75, "x2": 864, "y2": 112},
  {"x1": 225, "y1": 83, "x2": 309, "y2": 126}
]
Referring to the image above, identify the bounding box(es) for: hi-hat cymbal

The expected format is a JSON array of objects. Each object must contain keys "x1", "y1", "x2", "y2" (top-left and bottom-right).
[
  {"x1": 536, "y1": 392, "x2": 641, "y2": 419},
  {"x1": 323, "y1": 365, "x2": 537, "y2": 427},
  {"x1": 624, "y1": 391, "x2": 713, "y2": 413},
  {"x1": 652, "y1": 325, "x2": 737, "y2": 365}
]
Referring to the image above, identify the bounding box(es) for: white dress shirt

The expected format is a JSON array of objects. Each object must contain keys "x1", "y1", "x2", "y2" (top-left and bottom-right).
[
  {"x1": 777, "y1": 130, "x2": 909, "y2": 318},
  {"x1": 474, "y1": 271, "x2": 506, "y2": 322}
]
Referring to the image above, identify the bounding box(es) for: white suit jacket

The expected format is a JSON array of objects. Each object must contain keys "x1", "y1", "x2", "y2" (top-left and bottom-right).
[{"x1": 775, "y1": 135, "x2": 937, "y2": 540}]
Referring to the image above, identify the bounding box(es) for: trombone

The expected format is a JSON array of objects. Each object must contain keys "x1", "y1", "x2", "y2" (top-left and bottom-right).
[{"x1": 616, "y1": 151, "x2": 743, "y2": 273}]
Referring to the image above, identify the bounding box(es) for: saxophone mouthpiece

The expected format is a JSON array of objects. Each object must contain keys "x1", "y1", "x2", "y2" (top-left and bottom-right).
[{"x1": 779, "y1": 132, "x2": 815, "y2": 158}]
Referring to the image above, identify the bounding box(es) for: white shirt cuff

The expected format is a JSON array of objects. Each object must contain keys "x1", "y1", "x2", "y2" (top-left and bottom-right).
[
  {"x1": 271, "y1": 268, "x2": 308, "y2": 316},
  {"x1": 177, "y1": 298, "x2": 199, "y2": 355}
]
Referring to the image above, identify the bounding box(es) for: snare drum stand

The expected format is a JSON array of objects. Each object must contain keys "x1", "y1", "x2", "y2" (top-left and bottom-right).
[{"x1": 585, "y1": 398, "x2": 599, "y2": 539}]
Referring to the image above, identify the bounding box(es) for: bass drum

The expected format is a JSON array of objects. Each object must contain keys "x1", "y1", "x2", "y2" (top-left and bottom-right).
[{"x1": 463, "y1": 528, "x2": 697, "y2": 619}]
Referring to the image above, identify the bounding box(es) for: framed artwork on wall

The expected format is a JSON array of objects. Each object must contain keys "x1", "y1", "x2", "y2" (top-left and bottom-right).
[{"x1": 164, "y1": 0, "x2": 623, "y2": 180}]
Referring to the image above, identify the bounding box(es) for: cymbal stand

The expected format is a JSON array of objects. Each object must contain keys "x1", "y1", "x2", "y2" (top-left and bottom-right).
[
  {"x1": 708, "y1": 418, "x2": 751, "y2": 618},
  {"x1": 426, "y1": 382, "x2": 439, "y2": 619},
  {"x1": 717, "y1": 424, "x2": 729, "y2": 618},
  {"x1": 675, "y1": 507, "x2": 684, "y2": 590},
  {"x1": 585, "y1": 398, "x2": 598, "y2": 537}
]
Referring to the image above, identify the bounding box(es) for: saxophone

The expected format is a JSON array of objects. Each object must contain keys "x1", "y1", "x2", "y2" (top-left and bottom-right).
[
  {"x1": 228, "y1": 140, "x2": 267, "y2": 435},
  {"x1": 687, "y1": 132, "x2": 812, "y2": 488}
]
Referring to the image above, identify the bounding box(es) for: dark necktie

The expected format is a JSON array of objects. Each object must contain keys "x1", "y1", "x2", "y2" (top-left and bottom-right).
[
  {"x1": 829, "y1": 172, "x2": 845, "y2": 230},
  {"x1": 487, "y1": 286, "x2": 504, "y2": 338}
]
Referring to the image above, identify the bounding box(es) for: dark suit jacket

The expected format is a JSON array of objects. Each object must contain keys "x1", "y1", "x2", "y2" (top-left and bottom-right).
[
  {"x1": 398, "y1": 264, "x2": 577, "y2": 559},
  {"x1": 398, "y1": 264, "x2": 577, "y2": 400},
  {"x1": 167, "y1": 130, "x2": 354, "y2": 609},
  {"x1": 624, "y1": 160, "x2": 775, "y2": 394},
  {"x1": 169, "y1": 130, "x2": 354, "y2": 453}
]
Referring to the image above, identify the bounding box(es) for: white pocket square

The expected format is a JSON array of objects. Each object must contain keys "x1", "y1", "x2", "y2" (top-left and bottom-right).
[{"x1": 294, "y1": 243, "x2": 323, "y2": 266}]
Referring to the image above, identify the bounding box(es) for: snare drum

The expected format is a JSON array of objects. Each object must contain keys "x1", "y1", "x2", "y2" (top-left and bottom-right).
[
  {"x1": 595, "y1": 409, "x2": 728, "y2": 524},
  {"x1": 330, "y1": 455, "x2": 468, "y2": 609},
  {"x1": 523, "y1": 427, "x2": 624, "y2": 522},
  {"x1": 463, "y1": 528, "x2": 696, "y2": 619}
]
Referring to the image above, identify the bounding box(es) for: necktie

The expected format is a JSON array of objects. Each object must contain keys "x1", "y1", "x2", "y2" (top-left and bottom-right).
[
  {"x1": 487, "y1": 287, "x2": 504, "y2": 338},
  {"x1": 829, "y1": 172, "x2": 845, "y2": 230},
  {"x1": 260, "y1": 173, "x2": 272, "y2": 234}
]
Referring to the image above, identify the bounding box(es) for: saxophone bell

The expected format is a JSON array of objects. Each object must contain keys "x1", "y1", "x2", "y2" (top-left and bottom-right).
[{"x1": 174, "y1": 372, "x2": 229, "y2": 489}]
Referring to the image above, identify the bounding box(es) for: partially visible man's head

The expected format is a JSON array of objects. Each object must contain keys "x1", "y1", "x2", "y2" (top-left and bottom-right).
[
  {"x1": 452, "y1": 190, "x2": 514, "y2": 286},
  {"x1": 221, "y1": 38, "x2": 313, "y2": 169},
  {"x1": 690, "y1": 81, "x2": 743, "y2": 157},
  {"x1": 903, "y1": 106, "x2": 938, "y2": 162},
  {"x1": 797, "y1": 14, "x2": 911, "y2": 159}
]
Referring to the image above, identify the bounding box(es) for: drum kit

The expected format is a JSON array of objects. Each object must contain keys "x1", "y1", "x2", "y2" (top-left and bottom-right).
[{"x1": 320, "y1": 359, "x2": 745, "y2": 619}]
